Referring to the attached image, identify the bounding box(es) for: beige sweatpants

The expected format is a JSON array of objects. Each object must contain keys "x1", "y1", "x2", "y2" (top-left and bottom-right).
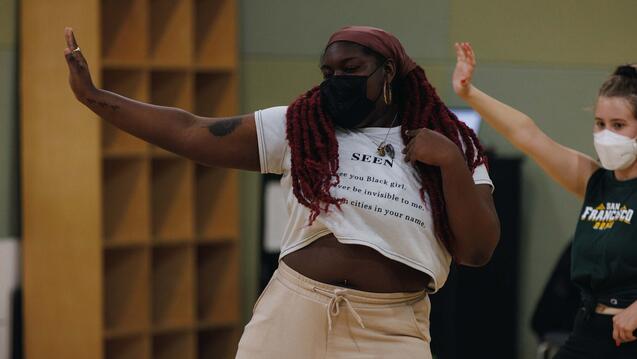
[{"x1": 236, "y1": 261, "x2": 432, "y2": 359}]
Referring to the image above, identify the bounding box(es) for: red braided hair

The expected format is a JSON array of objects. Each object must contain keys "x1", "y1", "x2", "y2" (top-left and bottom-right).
[{"x1": 285, "y1": 65, "x2": 488, "y2": 254}]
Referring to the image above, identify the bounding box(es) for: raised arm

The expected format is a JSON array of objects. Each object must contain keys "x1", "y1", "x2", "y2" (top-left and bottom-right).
[
  {"x1": 64, "y1": 28, "x2": 259, "y2": 171},
  {"x1": 452, "y1": 42, "x2": 599, "y2": 198}
]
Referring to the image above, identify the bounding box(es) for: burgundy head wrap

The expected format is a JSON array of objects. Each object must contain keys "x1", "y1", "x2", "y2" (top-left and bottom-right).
[{"x1": 325, "y1": 26, "x2": 417, "y2": 79}]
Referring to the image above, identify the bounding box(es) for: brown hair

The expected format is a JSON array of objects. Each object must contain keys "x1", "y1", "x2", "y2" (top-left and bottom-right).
[{"x1": 599, "y1": 64, "x2": 637, "y2": 117}]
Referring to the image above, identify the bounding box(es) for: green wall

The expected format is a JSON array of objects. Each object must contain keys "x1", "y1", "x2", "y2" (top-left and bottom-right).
[
  {"x1": 0, "y1": 0, "x2": 18, "y2": 238},
  {"x1": 238, "y1": 1, "x2": 637, "y2": 358}
]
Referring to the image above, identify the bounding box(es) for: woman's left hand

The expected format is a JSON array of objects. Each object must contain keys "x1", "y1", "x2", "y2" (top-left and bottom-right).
[
  {"x1": 613, "y1": 302, "x2": 637, "y2": 345},
  {"x1": 403, "y1": 128, "x2": 463, "y2": 167}
]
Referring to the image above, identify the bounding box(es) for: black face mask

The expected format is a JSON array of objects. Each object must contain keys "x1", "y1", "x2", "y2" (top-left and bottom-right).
[{"x1": 319, "y1": 64, "x2": 384, "y2": 128}]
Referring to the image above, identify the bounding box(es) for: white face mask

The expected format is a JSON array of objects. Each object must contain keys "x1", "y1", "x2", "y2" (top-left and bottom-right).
[{"x1": 593, "y1": 129, "x2": 637, "y2": 170}]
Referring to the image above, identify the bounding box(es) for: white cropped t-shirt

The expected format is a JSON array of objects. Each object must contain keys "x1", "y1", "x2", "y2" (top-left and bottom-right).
[{"x1": 255, "y1": 106, "x2": 494, "y2": 291}]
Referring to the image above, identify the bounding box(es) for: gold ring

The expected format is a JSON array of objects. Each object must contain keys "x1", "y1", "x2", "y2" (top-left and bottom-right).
[{"x1": 72, "y1": 47, "x2": 81, "y2": 53}]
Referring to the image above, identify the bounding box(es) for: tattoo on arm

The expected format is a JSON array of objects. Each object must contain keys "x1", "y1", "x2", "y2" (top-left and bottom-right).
[
  {"x1": 85, "y1": 97, "x2": 119, "y2": 111},
  {"x1": 208, "y1": 117, "x2": 242, "y2": 137}
]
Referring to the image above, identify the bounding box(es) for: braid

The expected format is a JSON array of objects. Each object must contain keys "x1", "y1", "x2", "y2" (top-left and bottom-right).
[
  {"x1": 286, "y1": 66, "x2": 488, "y2": 255},
  {"x1": 398, "y1": 67, "x2": 488, "y2": 254},
  {"x1": 286, "y1": 87, "x2": 344, "y2": 224}
]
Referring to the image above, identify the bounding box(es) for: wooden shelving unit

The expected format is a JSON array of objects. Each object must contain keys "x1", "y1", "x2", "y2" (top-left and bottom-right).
[{"x1": 21, "y1": 0, "x2": 241, "y2": 357}]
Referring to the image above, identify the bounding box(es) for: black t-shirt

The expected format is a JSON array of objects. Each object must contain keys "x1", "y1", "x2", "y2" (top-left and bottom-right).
[{"x1": 572, "y1": 169, "x2": 637, "y2": 305}]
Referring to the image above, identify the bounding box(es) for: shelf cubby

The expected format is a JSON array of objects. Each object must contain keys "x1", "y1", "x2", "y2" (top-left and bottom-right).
[
  {"x1": 195, "y1": 72, "x2": 238, "y2": 117},
  {"x1": 22, "y1": 0, "x2": 240, "y2": 356},
  {"x1": 194, "y1": 0, "x2": 236, "y2": 69},
  {"x1": 151, "y1": 158, "x2": 194, "y2": 241},
  {"x1": 101, "y1": 0, "x2": 148, "y2": 64},
  {"x1": 152, "y1": 331, "x2": 196, "y2": 359},
  {"x1": 105, "y1": 335, "x2": 150, "y2": 359},
  {"x1": 101, "y1": 69, "x2": 150, "y2": 156},
  {"x1": 151, "y1": 245, "x2": 195, "y2": 328},
  {"x1": 150, "y1": 70, "x2": 193, "y2": 111},
  {"x1": 104, "y1": 248, "x2": 150, "y2": 334},
  {"x1": 103, "y1": 158, "x2": 150, "y2": 244},
  {"x1": 195, "y1": 166, "x2": 239, "y2": 241},
  {"x1": 149, "y1": 0, "x2": 192, "y2": 66},
  {"x1": 196, "y1": 243, "x2": 239, "y2": 325},
  {"x1": 102, "y1": 69, "x2": 149, "y2": 100},
  {"x1": 198, "y1": 327, "x2": 239, "y2": 359}
]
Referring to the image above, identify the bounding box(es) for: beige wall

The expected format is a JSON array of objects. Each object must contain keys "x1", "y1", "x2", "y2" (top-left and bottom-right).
[
  {"x1": 450, "y1": 0, "x2": 637, "y2": 66},
  {"x1": 238, "y1": 1, "x2": 637, "y2": 358}
]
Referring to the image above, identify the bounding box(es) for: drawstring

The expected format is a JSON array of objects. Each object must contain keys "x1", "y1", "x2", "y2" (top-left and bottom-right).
[{"x1": 313, "y1": 287, "x2": 365, "y2": 331}]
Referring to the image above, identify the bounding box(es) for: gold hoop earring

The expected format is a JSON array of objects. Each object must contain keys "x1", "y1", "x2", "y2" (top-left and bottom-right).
[{"x1": 383, "y1": 81, "x2": 392, "y2": 105}]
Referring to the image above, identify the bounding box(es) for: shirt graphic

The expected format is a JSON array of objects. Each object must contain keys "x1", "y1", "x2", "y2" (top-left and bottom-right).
[{"x1": 580, "y1": 202, "x2": 634, "y2": 230}]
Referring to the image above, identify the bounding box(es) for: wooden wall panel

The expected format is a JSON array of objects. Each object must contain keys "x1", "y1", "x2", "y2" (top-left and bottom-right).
[{"x1": 21, "y1": 0, "x2": 103, "y2": 357}]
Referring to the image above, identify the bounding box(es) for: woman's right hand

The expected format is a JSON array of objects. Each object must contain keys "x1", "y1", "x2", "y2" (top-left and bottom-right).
[
  {"x1": 452, "y1": 42, "x2": 476, "y2": 98},
  {"x1": 63, "y1": 27, "x2": 96, "y2": 101}
]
